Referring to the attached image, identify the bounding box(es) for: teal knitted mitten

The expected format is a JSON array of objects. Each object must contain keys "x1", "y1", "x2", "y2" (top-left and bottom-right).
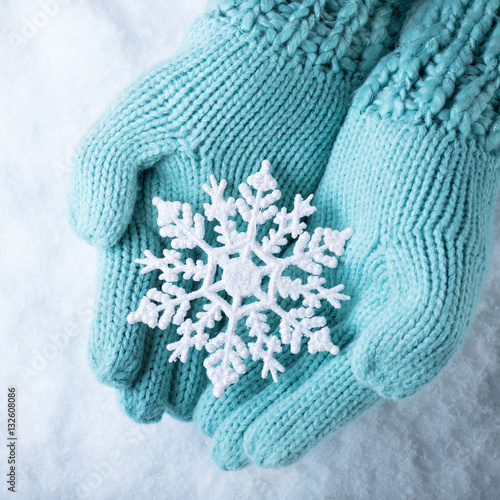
[
  {"x1": 195, "y1": 0, "x2": 500, "y2": 468},
  {"x1": 68, "y1": 0, "x2": 402, "y2": 423}
]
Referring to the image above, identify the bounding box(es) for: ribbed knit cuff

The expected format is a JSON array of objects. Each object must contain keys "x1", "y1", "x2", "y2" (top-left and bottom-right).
[
  {"x1": 207, "y1": 0, "x2": 406, "y2": 71},
  {"x1": 354, "y1": 0, "x2": 500, "y2": 151}
]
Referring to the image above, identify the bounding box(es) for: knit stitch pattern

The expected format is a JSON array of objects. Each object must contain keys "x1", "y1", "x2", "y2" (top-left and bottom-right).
[
  {"x1": 68, "y1": 0, "x2": 405, "y2": 423},
  {"x1": 195, "y1": 0, "x2": 500, "y2": 469}
]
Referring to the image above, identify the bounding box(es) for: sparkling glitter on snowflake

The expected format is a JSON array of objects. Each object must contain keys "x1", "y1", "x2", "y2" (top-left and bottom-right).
[{"x1": 127, "y1": 160, "x2": 353, "y2": 397}]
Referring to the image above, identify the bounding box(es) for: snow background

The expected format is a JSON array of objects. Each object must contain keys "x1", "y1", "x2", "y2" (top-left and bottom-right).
[{"x1": 1, "y1": 0, "x2": 499, "y2": 498}]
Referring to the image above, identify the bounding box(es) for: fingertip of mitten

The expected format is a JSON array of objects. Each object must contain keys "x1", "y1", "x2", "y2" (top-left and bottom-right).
[
  {"x1": 88, "y1": 361, "x2": 134, "y2": 390},
  {"x1": 67, "y1": 183, "x2": 134, "y2": 249},
  {"x1": 117, "y1": 390, "x2": 165, "y2": 424},
  {"x1": 193, "y1": 394, "x2": 220, "y2": 438},
  {"x1": 243, "y1": 433, "x2": 284, "y2": 469},
  {"x1": 211, "y1": 434, "x2": 251, "y2": 471},
  {"x1": 87, "y1": 348, "x2": 136, "y2": 390}
]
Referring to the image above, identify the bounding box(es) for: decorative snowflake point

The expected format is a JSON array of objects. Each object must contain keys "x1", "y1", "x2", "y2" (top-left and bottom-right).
[{"x1": 128, "y1": 160, "x2": 353, "y2": 397}]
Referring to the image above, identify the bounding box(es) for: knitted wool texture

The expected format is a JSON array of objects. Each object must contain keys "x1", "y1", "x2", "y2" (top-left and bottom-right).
[
  {"x1": 68, "y1": 0, "x2": 406, "y2": 423},
  {"x1": 194, "y1": 0, "x2": 500, "y2": 469}
]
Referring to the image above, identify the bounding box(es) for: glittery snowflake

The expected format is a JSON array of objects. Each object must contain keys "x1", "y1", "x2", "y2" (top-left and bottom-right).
[{"x1": 127, "y1": 160, "x2": 353, "y2": 397}]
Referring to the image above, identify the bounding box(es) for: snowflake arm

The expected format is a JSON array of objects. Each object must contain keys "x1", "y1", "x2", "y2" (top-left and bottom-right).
[
  {"x1": 204, "y1": 307, "x2": 250, "y2": 398},
  {"x1": 259, "y1": 193, "x2": 316, "y2": 257},
  {"x1": 246, "y1": 311, "x2": 285, "y2": 383},
  {"x1": 166, "y1": 299, "x2": 224, "y2": 363},
  {"x1": 278, "y1": 275, "x2": 350, "y2": 310},
  {"x1": 283, "y1": 227, "x2": 354, "y2": 274},
  {"x1": 202, "y1": 176, "x2": 243, "y2": 248},
  {"x1": 153, "y1": 198, "x2": 208, "y2": 251}
]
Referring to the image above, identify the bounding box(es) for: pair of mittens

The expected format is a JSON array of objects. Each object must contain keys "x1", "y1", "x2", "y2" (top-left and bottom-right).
[{"x1": 69, "y1": 0, "x2": 500, "y2": 469}]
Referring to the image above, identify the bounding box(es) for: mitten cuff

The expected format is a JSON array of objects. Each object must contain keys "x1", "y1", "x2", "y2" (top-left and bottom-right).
[
  {"x1": 355, "y1": 0, "x2": 500, "y2": 152},
  {"x1": 208, "y1": 0, "x2": 404, "y2": 71}
]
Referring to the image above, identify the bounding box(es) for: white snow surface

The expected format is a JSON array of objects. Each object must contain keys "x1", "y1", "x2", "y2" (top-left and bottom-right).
[{"x1": 1, "y1": 1, "x2": 499, "y2": 499}]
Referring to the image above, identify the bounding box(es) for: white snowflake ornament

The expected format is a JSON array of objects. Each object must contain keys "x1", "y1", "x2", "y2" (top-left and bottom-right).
[{"x1": 127, "y1": 160, "x2": 353, "y2": 398}]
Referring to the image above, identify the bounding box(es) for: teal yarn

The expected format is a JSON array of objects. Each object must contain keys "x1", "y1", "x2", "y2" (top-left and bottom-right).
[
  {"x1": 195, "y1": 0, "x2": 500, "y2": 469},
  {"x1": 68, "y1": 0, "x2": 404, "y2": 423}
]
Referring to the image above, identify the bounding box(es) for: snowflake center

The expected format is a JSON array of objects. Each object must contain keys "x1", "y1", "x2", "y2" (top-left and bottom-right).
[{"x1": 221, "y1": 257, "x2": 262, "y2": 298}]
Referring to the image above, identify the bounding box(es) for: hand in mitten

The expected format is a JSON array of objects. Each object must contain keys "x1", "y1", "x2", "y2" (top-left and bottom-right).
[
  {"x1": 68, "y1": 0, "x2": 404, "y2": 422},
  {"x1": 195, "y1": 0, "x2": 500, "y2": 468}
]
